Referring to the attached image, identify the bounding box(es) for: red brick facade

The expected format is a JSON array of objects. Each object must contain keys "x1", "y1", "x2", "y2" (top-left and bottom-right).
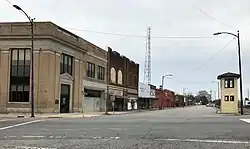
[{"x1": 154, "y1": 89, "x2": 175, "y2": 109}]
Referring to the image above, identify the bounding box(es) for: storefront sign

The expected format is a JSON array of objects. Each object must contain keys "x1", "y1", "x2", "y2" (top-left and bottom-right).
[{"x1": 139, "y1": 82, "x2": 150, "y2": 98}]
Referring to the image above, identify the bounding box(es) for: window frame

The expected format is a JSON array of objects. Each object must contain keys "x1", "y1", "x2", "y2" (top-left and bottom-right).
[
  {"x1": 117, "y1": 70, "x2": 123, "y2": 84},
  {"x1": 224, "y1": 78, "x2": 234, "y2": 88},
  {"x1": 110, "y1": 67, "x2": 116, "y2": 83},
  {"x1": 230, "y1": 95, "x2": 235, "y2": 101},
  {"x1": 87, "y1": 62, "x2": 95, "y2": 78},
  {"x1": 97, "y1": 65, "x2": 105, "y2": 80},
  {"x1": 60, "y1": 53, "x2": 73, "y2": 75},
  {"x1": 224, "y1": 95, "x2": 229, "y2": 101},
  {"x1": 9, "y1": 48, "x2": 31, "y2": 103}
]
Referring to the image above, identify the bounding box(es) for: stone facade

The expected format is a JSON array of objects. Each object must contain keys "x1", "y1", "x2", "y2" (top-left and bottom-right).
[{"x1": 0, "y1": 22, "x2": 107, "y2": 113}]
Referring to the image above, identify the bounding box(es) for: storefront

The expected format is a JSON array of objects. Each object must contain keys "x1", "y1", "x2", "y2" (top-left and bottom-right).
[
  {"x1": 138, "y1": 83, "x2": 151, "y2": 109},
  {"x1": 126, "y1": 88, "x2": 138, "y2": 110},
  {"x1": 108, "y1": 85, "x2": 125, "y2": 111},
  {"x1": 83, "y1": 80, "x2": 107, "y2": 112}
]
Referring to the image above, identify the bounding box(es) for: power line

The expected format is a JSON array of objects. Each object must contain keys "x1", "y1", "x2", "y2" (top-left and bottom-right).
[
  {"x1": 194, "y1": 6, "x2": 235, "y2": 31},
  {"x1": 176, "y1": 38, "x2": 235, "y2": 84},
  {"x1": 189, "y1": 38, "x2": 235, "y2": 73},
  {"x1": 4, "y1": 0, "x2": 12, "y2": 5},
  {"x1": 65, "y1": 27, "x2": 224, "y2": 39}
]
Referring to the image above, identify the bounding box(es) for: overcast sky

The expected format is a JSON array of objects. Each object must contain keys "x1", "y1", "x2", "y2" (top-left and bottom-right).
[{"x1": 1, "y1": 0, "x2": 250, "y2": 97}]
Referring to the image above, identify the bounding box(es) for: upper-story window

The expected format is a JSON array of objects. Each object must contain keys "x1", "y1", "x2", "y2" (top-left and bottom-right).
[
  {"x1": 60, "y1": 53, "x2": 73, "y2": 75},
  {"x1": 87, "y1": 62, "x2": 95, "y2": 78},
  {"x1": 110, "y1": 67, "x2": 116, "y2": 83},
  {"x1": 9, "y1": 49, "x2": 30, "y2": 102},
  {"x1": 224, "y1": 78, "x2": 234, "y2": 88},
  {"x1": 98, "y1": 65, "x2": 105, "y2": 80},
  {"x1": 117, "y1": 70, "x2": 123, "y2": 84}
]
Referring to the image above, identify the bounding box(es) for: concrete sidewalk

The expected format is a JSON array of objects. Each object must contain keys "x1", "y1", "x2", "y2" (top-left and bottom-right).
[{"x1": 0, "y1": 109, "x2": 153, "y2": 118}]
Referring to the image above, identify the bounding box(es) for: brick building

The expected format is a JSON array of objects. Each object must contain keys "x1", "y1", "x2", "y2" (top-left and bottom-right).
[
  {"x1": 0, "y1": 22, "x2": 107, "y2": 113},
  {"x1": 107, "y1": 47, "x2": 139, "y2": 111},
  {"x1": 154, "y1": 89, "x2": 175, "y2": 109}
]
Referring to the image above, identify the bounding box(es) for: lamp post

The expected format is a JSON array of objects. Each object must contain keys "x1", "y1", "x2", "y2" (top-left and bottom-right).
[
  {"x1": 161, "y1": 74, "x2": 173, "y2": 90},
  {"x1": 183, "y1": 88, "x2": 188, "y2": 106},
  {"x1": 160, "y1": 74, "x2": 172, "y2": 109},
  {"x1": 213, "y1": 30, "x2": 243, "y2": 115},
  {"x1": 212, "y1": 81, "x2": 220, "y2": 100},
  {"x1": 13, "y1": 5, "x2": 35, "y2": 117}
]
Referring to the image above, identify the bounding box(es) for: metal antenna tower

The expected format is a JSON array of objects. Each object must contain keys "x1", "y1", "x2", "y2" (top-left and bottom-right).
[{"x1": 143, "y1": 27, "x2": 151, "y2": 84}]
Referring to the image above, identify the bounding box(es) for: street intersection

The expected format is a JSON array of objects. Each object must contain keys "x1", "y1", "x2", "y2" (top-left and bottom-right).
[{"x1": 0, "y1": 106, "x2": 250, "y2": 149}]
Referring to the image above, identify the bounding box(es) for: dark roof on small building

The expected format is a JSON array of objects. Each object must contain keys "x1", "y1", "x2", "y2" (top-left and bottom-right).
[{"x1": 217, "y1": 72, "x2": 240, "y2": 79}]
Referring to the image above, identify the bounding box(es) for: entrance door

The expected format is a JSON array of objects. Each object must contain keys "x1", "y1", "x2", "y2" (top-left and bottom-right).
[{"x1": 60, "y1": 84, "x2": 70, "y2": 113}]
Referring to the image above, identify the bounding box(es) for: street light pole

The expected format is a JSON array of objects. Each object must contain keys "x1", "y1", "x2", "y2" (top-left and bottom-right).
[
  {"x1": 183, "y1": 88, "x2": 188, "y2": 106},
  {"x1": 13, "y1": 5, "x2": 35, "y2": 117},
  {"x1": 237, "y1": 31, "x2": 244, "y2": 115},
  {"x1": 212, "y1": 81, "x2": 220, "y2": 100},
  {"x1": 160, "y1": 74, "x2": 172, "y2": 110},
  {"x1": 161, "y1": 74, "x2": 173, "y2": 90},
  {"x1": 213, "y1": 30, "x2": 244, "y2": 115}
]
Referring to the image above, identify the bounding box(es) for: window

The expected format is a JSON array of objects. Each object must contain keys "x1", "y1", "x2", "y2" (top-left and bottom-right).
[
  {"x1": 60, "y1": 54, "x2": 73, "y2": 75},
  {"x1": 230, "y1": 96, "x2": 235, "y2": 101},
  {"x1": 224, "y1": 96, "x2": 229, "y2": 101},
  {"x1": 110, "y1": 67, "x2": 116, "y2": 83},
  {"x1": 98, "y1": 65, "x2": 105, "y2": 80},
  {"x1": 117, "y1": 70, "x2": 123, "y2": 84},
  {"x1": 9, "y1": 49, "x2": 30, "y2": 102},
  {"x1": 84, "y1": 88, "x2": 102, "y2": 97},
  {"x1": 87, "y1": 62, "x2": 95, "y2": 78},
  {"x1": 224, "y1": 78, "x2": 234, "y2": 88}
]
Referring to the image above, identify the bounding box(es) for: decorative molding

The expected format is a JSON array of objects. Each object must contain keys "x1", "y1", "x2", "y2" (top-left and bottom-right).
[
  {"x1": 60, "y1": 73, "x2": 74, "y2": 81},
  {"x1": 42, "y1": 50, "x2": 55, "y2": 54},
  {"x1": 87, "y1": 52, "x2": 107, "y2": 62},
  {"x1": 83, "y1": 79, "x2": 106, "y2": 90},
  {"x1": 55, "y1": 53, "x2": 61, "y2": 56},
  {"x1": 1, "y1": 51, "x2": 9, "y2": 54}
]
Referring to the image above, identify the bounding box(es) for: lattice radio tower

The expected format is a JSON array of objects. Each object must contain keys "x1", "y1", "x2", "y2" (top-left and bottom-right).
[{"x1": 143, "y1": 27, "x2": 151, "y2": 84}]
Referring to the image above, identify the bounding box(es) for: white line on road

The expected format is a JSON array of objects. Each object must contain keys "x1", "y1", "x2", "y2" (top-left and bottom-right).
[
  {"x1": 0, "y1": 119, "x2": 46, "y2": 131},
  {"x1": 22, "y1": 136, "x2": 45, "y2": 138},
  {"x1": 155, "y1": 138, "x2": 250, "y2": 144},
  {"x1": 13, "y1": 146, "x2": 57, "y2": 149},
  {"x1": 0, "y1": 119, "x2": 16, "y2": 122},
  {"x1": 240, "y1": 119, "x2": 250, "y2": 123}
]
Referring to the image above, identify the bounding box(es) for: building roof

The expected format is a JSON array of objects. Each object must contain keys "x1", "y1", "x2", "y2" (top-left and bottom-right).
[{"x1": 217, "y1": 72, "x2": 240, "y2": 79}]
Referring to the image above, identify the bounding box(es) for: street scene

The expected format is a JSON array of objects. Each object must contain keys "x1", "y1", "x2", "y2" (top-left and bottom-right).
[
  {"x1": 1, "y1": 0, "x2": 250, "y2": 148},
  {"x1": 0, "y1": 106, "x2": 250, "y2": 148}
]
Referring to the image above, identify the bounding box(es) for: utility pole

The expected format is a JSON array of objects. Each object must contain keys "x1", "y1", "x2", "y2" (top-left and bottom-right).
[
  {"x1": 183, "y1": 88, "x2": 188, "y2": 106},
  {"x1": 248, "y1": 88, "x2": 249, "y2": 99},
  {"x1": 213, "y1": 30, "x2": 244, "y2": 115},
  {"x1": 13, "y1": 5, "x2": 35, "y2": 117},
  {"x1": 210, "y1": 90, "x2": 213, "y2": 101},
  {"x1": 105, "y1": 46, "x2": 110, "y2": 115}
]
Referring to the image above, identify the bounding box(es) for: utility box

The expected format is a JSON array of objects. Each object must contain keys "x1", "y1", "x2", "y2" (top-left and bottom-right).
[{"x1": 217, "y1": 72, "x2": 240, "y2": 114}]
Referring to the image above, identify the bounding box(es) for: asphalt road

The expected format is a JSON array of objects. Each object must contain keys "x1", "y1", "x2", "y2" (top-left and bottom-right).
[{"x1": 0, "y1": 106, "x2": 250, "y2": 149}]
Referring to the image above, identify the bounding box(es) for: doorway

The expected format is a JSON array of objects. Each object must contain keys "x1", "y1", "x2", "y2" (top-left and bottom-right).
[{"x1": 60, "y1": 84, "x2": 70, "y2": 113}]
